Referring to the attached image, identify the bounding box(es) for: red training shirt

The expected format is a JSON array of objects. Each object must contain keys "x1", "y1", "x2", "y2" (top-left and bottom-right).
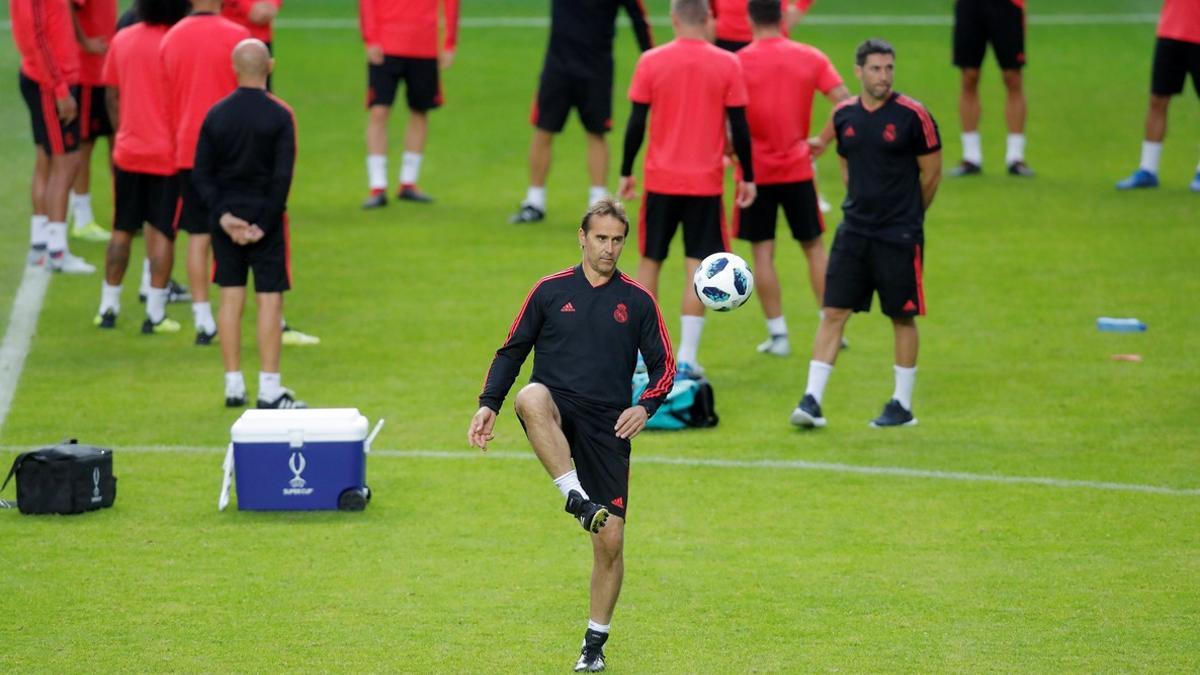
[
  {"x1": 711, "y1": 0, "x2": 814, "y2": 44},
  {"x1": 1158, "y1": 0, "x2": 1200, "y2": 44},
  {"x1": 72, "y1": 0, "x2": 116, "y2": 85},
  {"x1": 221, "y1": 0, "x2": 282, "y2": 43},
  {"x1": 628, "y1": 38, "x2": 748, "y2": 196},
  {"x1": 102, "y1": 23, "x2": 175, "y2": 175},
  {"x1": 160, "y1": 13, "x2": 250, "y2": 170},
  {"x1": 359, "y1": 0, "x2": 460, "y2": 59},
  {"x1": 737, "y1": 36, "x2": 842, "y2": 184},
  {"x1": 10, "y1": 0, "x2": 80, "y2": 98}
]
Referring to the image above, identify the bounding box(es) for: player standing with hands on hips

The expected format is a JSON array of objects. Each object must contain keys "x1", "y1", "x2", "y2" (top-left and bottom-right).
[{"x1": 469, "y1": 198, "x2": 675, "y2": 673}]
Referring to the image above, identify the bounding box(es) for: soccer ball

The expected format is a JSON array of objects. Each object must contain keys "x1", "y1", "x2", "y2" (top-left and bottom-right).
[{"x1": 693, "y1": 252, "x2": 754, "y2": 312}]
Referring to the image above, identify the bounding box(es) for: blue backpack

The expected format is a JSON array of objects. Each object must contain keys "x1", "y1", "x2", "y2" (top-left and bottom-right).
[{"x1": 631, "y1": 372, "x2": 719, "y2": 430}]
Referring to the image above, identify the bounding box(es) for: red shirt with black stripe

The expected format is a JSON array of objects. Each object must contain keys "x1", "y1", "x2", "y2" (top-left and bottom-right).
[
  {"x1": 479, "y1": 266, "x2": 675, "y2": 417},
  {"x1": 359, "y1": 0, "x2": 459, "y2": 59},
  {"x1": 102, "y1": 22, "x2": 174, "y2": 175},
  {"x1": 834, "y1": 92, "x2": 941, "y2": 244},
  {"x1": 10, "y1": 0, "x2": 80, "y2": 98}
]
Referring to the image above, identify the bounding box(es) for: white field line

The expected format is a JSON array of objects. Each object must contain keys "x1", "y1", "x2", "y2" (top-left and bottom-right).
[
  {"x1": 32, "y1": 444, "x2": 1200, "y2": 497},
  {"x1": 0, "y1": 267, "x2": 50, "y2": 434}
]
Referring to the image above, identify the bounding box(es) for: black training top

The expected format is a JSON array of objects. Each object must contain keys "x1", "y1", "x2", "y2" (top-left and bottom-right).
[
  {"x1": 543, "y1": 0, "x2": 653, "y2": 78},
  {"x1": 834, "y1": 92, "x2": 941, "y2": 243},
  {"x1": 479, "y1": 265, "x2": 675, "y2": 417},
  {"x1": 192, "y1": 87, "x2": 296, "y2": 232}
]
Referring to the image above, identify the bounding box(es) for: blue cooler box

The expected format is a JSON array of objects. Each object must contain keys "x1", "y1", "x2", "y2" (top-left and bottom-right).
[{"x1": 228, "y1": 408, "x2": 373, "y2": 511}]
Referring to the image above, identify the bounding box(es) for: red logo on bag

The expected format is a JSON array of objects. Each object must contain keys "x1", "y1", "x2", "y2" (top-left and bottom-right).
[
  {"x1": 883, "y1": 123, "x2": 897, "y2": 142},
  {"x1": 613, "y1": 303, "x2": 628, "y2": 324}
]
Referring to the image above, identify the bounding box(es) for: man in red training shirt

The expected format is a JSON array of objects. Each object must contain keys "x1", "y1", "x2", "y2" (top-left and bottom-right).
[{"x1": 67, "y1": 0, "x2": 117, "y2": 242}]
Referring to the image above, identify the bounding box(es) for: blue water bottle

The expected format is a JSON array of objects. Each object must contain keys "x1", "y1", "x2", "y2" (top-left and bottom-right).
[{"x1": 1097, "y1": 317, "x2": 1147, "y2": 332}]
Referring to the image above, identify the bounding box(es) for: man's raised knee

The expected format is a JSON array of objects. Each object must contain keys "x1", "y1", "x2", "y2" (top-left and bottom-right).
[{"x1": 514, "y1": 383, "x2": 554, "y2": 420}]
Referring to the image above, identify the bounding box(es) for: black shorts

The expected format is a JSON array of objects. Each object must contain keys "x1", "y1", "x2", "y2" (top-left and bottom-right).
[
  {"x1": 78, "y1": 84, "x2": 113, "y2": 140},
  {"x1": 175, "y1": 170, "x2": 210, "y2": 235},
  {"x1": 734, "y1": 181, "x2": 825, "y2": 243},
  {"x1": 638, "y1": 192, "x2": 728, "y2": 262},
  {"x1": 211, "y1": 214, "x2": 292, "y2": 293},
  {"x1": 113, "y1": 166, "x2": 179, "y2": 239},
  {"x1": 528, "y1": 389, "x2": 631, "y2": 520},
  {"x1": 824, "y1": 228, "x2": 926, "y2": 318},
  {"x1": 952, "y1": 0, "x2": 1026, "y2": 70},
  {"x1": 531, "y1": 66, "x2": 613, "y2": 135},
  {"x1": 19, "y1": 73, "x2": 80, "y2": 155},
  {"x1": 1151, "y1": 37, "x2": 1200, "y2": 98},
  {"x1": 367, "y1": 55, "x2": 442, "y2": 111},
  {"x1": 715, "y1": 38, "x2": 750, "y2": 53}
]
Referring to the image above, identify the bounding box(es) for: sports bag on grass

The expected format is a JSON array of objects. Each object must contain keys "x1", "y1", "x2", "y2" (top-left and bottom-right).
[
  {"x1": 631, "y1": 372, "x2": 719, "y2": 430},
  {"x1": 1, "y1": 440, "x2": 117, "y2": 515}
]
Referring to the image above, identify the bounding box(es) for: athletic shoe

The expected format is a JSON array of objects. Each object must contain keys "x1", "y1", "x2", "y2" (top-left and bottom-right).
[
  {"x1": 27, "y1": 246, "x2": 47, "y2": 268},
  {"x1": 947, "y1": 160, "x2": 982, "y2": 177},
  {"x1": 634, "y1": 352, "x2": 647, "y2": 374},
  {"x1": 674, "y1": 361, "x2": 705, "y2": 381},
  {"x1": 789, "y1": 394, "x2": 826, "y2": 428},
  {"x1": 48, "y1": 252, "x2": 96, "y2": 274},
  {"x1": 141, "y1": 316, "x2": 181, "y2": 334},
  {"x1": 225, "y1": 392, "x2": 246, "y2": 408},
  {"x1": 362, "y1": 189, "x2": 387, "y2": 209},
  {"x1": 71, "y1": 222, "x2": 111, "y2": 242},
  {"x1": 282, "y1": 324, "x2": 321, "y2": 346},
  {"x1": 869, "y1": 399, "x2": 918, "y2": 427},
  {"x1": 817, "y1": 192, "x2": 832, "y2": 214},
  {"x1": 94, "y1": 309, "x2": 117, "y2": 329},
  {"x1": 397, "y1": 185, "x2": 434, "y2": 203},
  {"x1": 139, "y1": 279, "x2": 192, "y2": 304},
  {"x1": 1007, "y1": 161, "x2": 1036, "y2": 177},
  {"x1": 756, "y1": 334, "x2": 791, "y2": 357},
  {"x1": 1189, "y1": 171, "x2": 1200, "y2": 193},
  {"x1": 257, "y1": 389, "x2": 307, "y2": 409},
  {"x1": 574, "y1": 629, "x2": 609, "y2": 673},
  {"x1": 1115, "y1": 169, "x2": 1158, "y2": 190},
  {"x1": 195, "y1": 329, "x2": 217, "y2": 346},
  {"x1": 564, "y1": 490, "x2": 609, "y2": 534},
  {"x1": 508, "y1": 203, "x2": 545, "y2": 224}
]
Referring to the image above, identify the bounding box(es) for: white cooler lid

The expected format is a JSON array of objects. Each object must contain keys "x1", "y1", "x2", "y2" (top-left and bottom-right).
[{"x1": 231, "y1": 408, "x2": 369, "y2": 444}]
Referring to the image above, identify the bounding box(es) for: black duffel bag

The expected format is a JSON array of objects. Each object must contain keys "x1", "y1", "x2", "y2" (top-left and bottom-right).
[{"x1": 1, "y1": 440, "x2": 117, "y2": 515}]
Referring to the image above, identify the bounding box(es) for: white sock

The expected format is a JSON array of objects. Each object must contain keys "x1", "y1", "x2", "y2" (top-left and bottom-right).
[
  {"x1": 225, "y1": 371, "x2": 246, "y2": 397},
  {"x1": 805, "y1": 360, "x2": 833, "y2": 404},
  {"x1": 259, "y1": 371, "x2": 283, "y2": 402},
  {"x1": 961, "y1": 131, "x2": 982, "y2": 165},
  {"x1": 524, "y1": 186, "x2": 547, "y2": 210},
  {"x1": 552, "y1": 469, "x2": 587, "y2": 500},
  {"x1": 766, "y1": 315, "x2": 787, "y2": 337},
  {"x1": 140, "y1": 259, "x2": 151, "y2": 295},
  {"x1": 367, "y1": 154, "x2": 387, "y2": 191},
  {"x1": 588, "y1": 186, "x2": 608, "y2": 206},
  {"x1": 99, "y1": 282, "x2": 122, "y2": 314},
  {"x1": 192, "y1": 302, "x2": 215, "y2": 333},
  {"x1": 31, "y1": 215, "x2": 49, "y2": 248},
  {"x1": 587, "y1": 620, "x2": 611, "y2": 634},
  {"x1": 677, "y1": 315, "x2": 705, "y2": 366},
  {"x1": 1140, "y1": 141, "x2": 1162, "y2": 174},
  {"x1": 72, "y1": 191, "x2": 94, "y2": 228},
  {"x1": 893, "y1": 365, "x2": 916, "y2": 411},
  {"x1": 1005, "y1": 133, "x2": 1026, "y2": 166},
  {"x1": 146, "y1": 287, "x2": 167, "y2": 323},
  {"x1": 400, "y1": 151, "x2": 422, "y2": 186},
  {"x1": 46, "y1": 221, "x2": 68, "y2": 255}
]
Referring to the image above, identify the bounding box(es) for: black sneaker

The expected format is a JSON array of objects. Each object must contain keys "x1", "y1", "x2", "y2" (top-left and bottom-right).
[
  {"x1": 195, "y1": 329, "x2": 217, "y2": 346},
  {"x1": 508, "y1": 203, "x2": 545, "y2": 224},
  {"x1": 141, "y1": 316, "x2": 182, "y2": 334},
  {"x1": 257, "y1": 389, "x2": 307, "y2": 409},
  {"x1": 398, "y1": 185, "x2": 434, "y2": 203},
  {"x1": 564, "y1": 490, "x2": 609, "y2": 534},
  {"x1": 789, "y1": 393, "x2": 826, "y2": 428},
  {"x1": 574, "y1": 629, "x2": 609, "y2": 672},
  {"x1": 870, "y1": 399, "x2": 917, "y2": 427},
  {"x1": 1007, "y1": 160, "x2": 1036, "y2": 177},
  {"x1": 362, "y1": 190, "x2": 387, "y2": 209},
  {"x1": 225, "y1": 392, "x2": 246, "y2": 408},
  {"x1": 93, "y1": 309, "x2": 117, "y2": 329},
  {"x1": 947, "y1": 160, "x2": 982, "y2": 177}
]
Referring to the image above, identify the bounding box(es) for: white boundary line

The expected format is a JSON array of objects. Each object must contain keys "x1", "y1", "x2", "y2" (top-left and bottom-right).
[
  {"x1": 0, "y1": 267, "x2": 50, "y2": 434},
  {"x1": 33, "y1": 444, "x2": 1200, "y2": 497}
]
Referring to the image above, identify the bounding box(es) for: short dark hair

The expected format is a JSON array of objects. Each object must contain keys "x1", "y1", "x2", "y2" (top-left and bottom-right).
[
  {"x1": 855, "y1": 38, "x2": 895, "y2": 66},
  {"x1": 136, "y1": 0, "x2": 190, "y2": 26},
  {"x1": 672, "y1": 0, "x2": 709, "y2": 26},
  {"x1": 748, "y1": 0, "x2": 782, "y2": 27},
  {"x1": 580, "y1": 197, "x2": 630, "y2": 236}
]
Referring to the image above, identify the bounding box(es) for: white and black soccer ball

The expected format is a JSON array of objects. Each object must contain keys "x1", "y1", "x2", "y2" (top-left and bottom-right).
[{"x1": 693, "y1": 252, "x2": 754, "y2": 312}]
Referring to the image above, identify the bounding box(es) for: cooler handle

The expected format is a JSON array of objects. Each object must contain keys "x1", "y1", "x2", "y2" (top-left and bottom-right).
[
  {"x1": 218, "y1": 443, "x2": 235, "y2": 512},
  {"x1": 365, "y1": 418, "x2": 385, "y2": 454}
]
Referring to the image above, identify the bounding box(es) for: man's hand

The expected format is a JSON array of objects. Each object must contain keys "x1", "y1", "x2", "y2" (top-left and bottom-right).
[
  {"x1": 366, "y1": 45, "x2": 385, "y2": 65},
  {"x1": 81, "y1": 36, "x2": 107, "y2": 54},
  {"x1": 735, "y1": 180, "x2": 757, "y2": 208},
  {"x1": 807, "y1": 135, "x2": 827, "y2": 159},
  {"x1": 247, "y1": 1, "x2": 278, "y2": 25},
  {"x1": 244, "y1": 224, "x2": 265, "y2": 243},
  {"x1": 220, "y1": 212, "x2": 252, "y2": 245},
  {"x1": 468, "y1": 406, "x2": 497, "y2": 450},
  {"x1": 618, "y1": 175, "x2": 638, "y2": 201},
  {"x1": 56, "y1": 94, "x2": 77, "y2": 123},
  {"x1": 438, "y1": 49, "x2": 455, "y2": 70},
  {"x1": 614, "y1": 405, "x2": 648, "y2": 440}
]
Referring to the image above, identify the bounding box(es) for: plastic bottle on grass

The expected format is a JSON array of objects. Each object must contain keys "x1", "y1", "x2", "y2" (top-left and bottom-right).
[{"x1": 1097, "y1": 317, "x2": 1147, "y2": 332}]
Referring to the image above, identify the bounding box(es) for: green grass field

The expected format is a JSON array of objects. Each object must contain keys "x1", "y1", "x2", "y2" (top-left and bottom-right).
[{"x1": 2, "y1": 0, "x2": 1198, "y2": 671}]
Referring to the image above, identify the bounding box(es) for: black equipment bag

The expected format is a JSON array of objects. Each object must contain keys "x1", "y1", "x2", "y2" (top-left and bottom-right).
[{"x1": 1, "y1": 440, "x2": 117, "y2": 515}]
